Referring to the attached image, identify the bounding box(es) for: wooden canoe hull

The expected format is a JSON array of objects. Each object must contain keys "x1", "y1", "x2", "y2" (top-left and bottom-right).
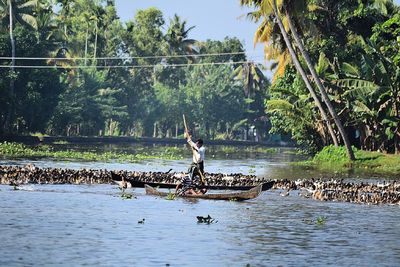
[
  {"x1": 144, "y1": 184, "x2": 263, "y2": 201},
  {"x1": 121, "y1": 178, "x2": 273, "y2": 191},
  {"x1": 110, "y1": 172, "x2": 275, "y2": 191}
]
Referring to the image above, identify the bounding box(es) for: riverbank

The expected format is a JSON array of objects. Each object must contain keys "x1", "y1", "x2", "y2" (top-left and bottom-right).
[
  {"x1": 297, "y1": 145, "x2": 400, "y2": 176},
  {"x1": 0, "y1": 134, "x2": 294, "y2": 147}
]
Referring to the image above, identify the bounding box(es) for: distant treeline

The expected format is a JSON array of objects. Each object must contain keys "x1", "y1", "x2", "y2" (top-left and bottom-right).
[
  {"x1": 0, "y1": 0, "x2": 399, "y2": 154},
  {"x1": 0, "y1": 0, "x2": 268, "y2": 142}
]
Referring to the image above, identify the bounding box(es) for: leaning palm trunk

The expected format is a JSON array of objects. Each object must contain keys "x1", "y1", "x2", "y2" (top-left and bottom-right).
[
  {"x1": 7, "y1": 0, "x2": 15, "y2": 132},
  {"x1": 269, "y1": 1, "x2": 339, "y2": 146},
  {"x1": 282, "y1": 6, "x2": 355, "y2": 160}
]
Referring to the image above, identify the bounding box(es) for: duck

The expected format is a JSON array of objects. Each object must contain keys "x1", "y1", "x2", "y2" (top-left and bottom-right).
[{"x1": 111, "y1": 172, "x2": 132, "y2": 189}]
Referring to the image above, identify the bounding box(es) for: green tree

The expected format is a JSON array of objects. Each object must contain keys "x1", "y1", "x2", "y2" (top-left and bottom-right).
[
  {"x1": 241, "y1": 0, "x2": 340, "y2": 147},
  {"x1": 0, "y1": 0, "x2": 37, "y2": 133}
]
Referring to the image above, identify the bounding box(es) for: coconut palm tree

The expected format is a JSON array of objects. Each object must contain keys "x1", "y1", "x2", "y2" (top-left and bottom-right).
[
  {"x1": 234, "y1": 61, "x2": 266, "y2": 98},
  {"x1": 240, "y1": 0, "x2": 340, "y2": 147},
  {"x1": 0, "y1": 0, "x2": 37, "y2": 131},
  {"x1": 165, "y1": 14, "x2": 197, "y2": 62},
  {"x1": 279, "y1": 0, "x2": 354, "y2": 159}
]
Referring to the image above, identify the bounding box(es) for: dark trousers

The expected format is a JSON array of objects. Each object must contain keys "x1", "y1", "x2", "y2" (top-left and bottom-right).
[{"x1": 188, "y1": 161, "x2": 204, "y2": 181}]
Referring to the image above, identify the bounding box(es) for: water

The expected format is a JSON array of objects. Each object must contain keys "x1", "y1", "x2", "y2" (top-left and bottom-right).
[
  {"x1": 1, "y1": 144, "x2": 399, "y2": 266},
  {"x1": 1, "y1": 184, "x2": 399, "y2": 267}
]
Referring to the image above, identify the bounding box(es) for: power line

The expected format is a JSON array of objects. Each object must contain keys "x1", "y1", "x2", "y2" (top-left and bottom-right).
[
  {"x1": 0, "y1": 51, "x2": 265, "y2": 61},
  {"x1": 0, "y1": 60, "x2": 266, "y2": 69}
]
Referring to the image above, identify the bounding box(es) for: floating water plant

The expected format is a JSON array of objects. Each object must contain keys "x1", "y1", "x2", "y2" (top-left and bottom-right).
[
  {"x1": 52, "y1": 140, "x2": 69, "y2": 145},
  {"x1": 302, "y1": 216, "x2": 327, "y2": 225},
  {"x1": 165, "y1": 192, "x2": 176, "y2": 200},
  {"x1": 316, "y1": 216, "x2": 326, "y2": 225},
  {"x1": 0, "y1": 142, "x2": 183, "y2": 162},
  {"x1": 121, "y1": 192, "x2": 134, "y2": 199},
  {"x1": 197, "y1": 215, "x2": 217, "y2": 224}
]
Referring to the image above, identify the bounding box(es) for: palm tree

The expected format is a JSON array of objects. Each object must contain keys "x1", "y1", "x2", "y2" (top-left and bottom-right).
[
  {"x1": 279, "y1": 0, "x2": 354, "y2": 159},
  {"x1": 165, "y1": 14, "x2": 197, "y2": 62},
  {"x1": 240, "y1": 0, "x2": 339, "y2": 147},
  {"x1": 0, "y1": 0, "x2": 37, "y2": 131},
  {"x1": 234, "y1": 61, "x2": 266, "y2": 98},
  {"x1": 234, "y1": 61, "x2": 269, "y2": 141}
]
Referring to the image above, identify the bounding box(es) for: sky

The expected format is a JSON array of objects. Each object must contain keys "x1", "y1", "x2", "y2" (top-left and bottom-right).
[
  {"x1": 114, "y1": 0, "x2": 266, "y2": 63},
  {"x1": 115, "y1": 0, "x2": 400, "y2": 75}
]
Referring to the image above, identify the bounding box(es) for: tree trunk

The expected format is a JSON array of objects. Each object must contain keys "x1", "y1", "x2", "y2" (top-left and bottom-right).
[
  {"x1": 7, "y1": 1, "x2": 15, "y2": 132},
  {"x1": 153, "y1": 122, "x2": 157, "y2": 138},
  {"x1": 270, "y1": 0, "x2": 339, "y2": 147},
  {"x1": 93, "y1": 23, "x2": 98, "y2": 66},
  {"x1": 84, "y1": 27, "x2": 89, "y2": 66},
  {"x1": 283, "y1": 8, "x2": 355, "y2": 160}
]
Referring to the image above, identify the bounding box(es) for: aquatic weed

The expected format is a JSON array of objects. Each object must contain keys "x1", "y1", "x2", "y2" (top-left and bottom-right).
[
  {"x1": 316, "y1": 216, "x2": 326, "y2": 225},
  {"x1": 302, "y1": 216, "x2": 327, "y2": 226},
  {"x1": 0, "y1": 142, "x2": 183, "y2": 162},
  {"x1": 121, "y1": 192, "x2": 135, "y2": 199},
  {"x1": 165, "y1": 192, "x2": 176, "y2": 200}
]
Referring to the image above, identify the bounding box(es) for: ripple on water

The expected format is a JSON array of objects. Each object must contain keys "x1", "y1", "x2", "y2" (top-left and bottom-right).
[{"x1": 0, "y1": 184, "x2": 399, "y2": 266}]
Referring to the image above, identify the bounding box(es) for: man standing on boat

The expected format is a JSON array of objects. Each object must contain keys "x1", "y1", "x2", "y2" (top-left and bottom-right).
[
  {"x1": 187, "y1": 136, "x2": 205, "y2": 182},
  {"x1": 176, "y1": 132, "x2": 207, "y2": 195}
]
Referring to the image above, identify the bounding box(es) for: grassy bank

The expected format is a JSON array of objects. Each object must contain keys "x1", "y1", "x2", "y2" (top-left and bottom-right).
[
  {"x1": 297, "y1": 145, "x2": 400, "y2": 176},
  {"x1": 0, "y1": 142, "x2": 183, "y2": 162}
]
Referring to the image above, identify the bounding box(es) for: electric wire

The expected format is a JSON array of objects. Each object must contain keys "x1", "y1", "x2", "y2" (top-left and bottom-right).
[
  {"x1": 0, "y1": 51, "x2": 264, "y2": 61},
  {"x1": 0, "y1": 60, "x2": 265, "y2": 69}
]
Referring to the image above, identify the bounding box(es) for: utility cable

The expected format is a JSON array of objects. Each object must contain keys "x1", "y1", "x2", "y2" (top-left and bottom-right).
[
  {"x1": 0, "y1": 60, "x2": 266, "y2": 69},
  {"x1": 0, "y1": 51, "x2": 265, "y2": 61}
]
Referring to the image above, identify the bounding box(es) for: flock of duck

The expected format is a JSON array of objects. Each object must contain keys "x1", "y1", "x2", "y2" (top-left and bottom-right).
[
  {"x1": 273, "y1": 179, "x2": 400, "y2": 205},
  {"x1": 0, "y1": 164, "x2": 399, "y2": 205}
]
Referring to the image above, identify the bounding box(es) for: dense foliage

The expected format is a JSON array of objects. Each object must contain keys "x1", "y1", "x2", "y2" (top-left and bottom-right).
[
  {"x1": 0, "y1": 0, "x2": 268, "y2": 141},
  {"x1": 242, "y1": 0, "x2": 400, "y2": 154}
]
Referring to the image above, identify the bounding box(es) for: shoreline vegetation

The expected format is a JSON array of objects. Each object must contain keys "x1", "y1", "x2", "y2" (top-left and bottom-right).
[
  {"x1": 0, "y1": 141, "x2": 399, "y2": 176},
  {"x1": 0, "y1": 141, "x2": 184, "y2": 162},
  {"x1": 296, "y1": 145, "x2": 400, "y2": 176}
]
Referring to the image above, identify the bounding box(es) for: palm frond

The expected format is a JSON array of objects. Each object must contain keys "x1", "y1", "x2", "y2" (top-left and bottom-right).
[
  {"x1": 336, "y1": 79, "x2": 379, "y2": 99},
  {"x1": 353, "y1": 100, "x2": 374, "y2": 116},
  {"x1": 316, "y1": 52, "x2": 329, "y2": 76},
  {"x1": 341, "y1": 62, "x2": 360, "y2": 78},
  {"x1": 18, "y1": 0, "x2": 38, "y2": 9},
  {"x1": 18, "y1": 13, "x2": 38, "y2": 29}
]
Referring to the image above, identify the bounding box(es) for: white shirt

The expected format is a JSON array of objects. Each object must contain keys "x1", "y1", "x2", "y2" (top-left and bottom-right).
[{"x1": 188, "y1": 140, "x2": 205, "y2": 163}]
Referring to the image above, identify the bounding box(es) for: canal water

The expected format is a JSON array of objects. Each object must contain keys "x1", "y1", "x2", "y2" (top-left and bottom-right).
[{"x1": 1, "y1": 144, "x2": 399, "y2": 266}]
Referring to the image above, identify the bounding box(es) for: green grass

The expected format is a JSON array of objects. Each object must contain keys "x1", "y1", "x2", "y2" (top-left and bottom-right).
[
  {"x1": 297, "y1": 145, "x2": 400, "y2": 175},
  {"x1": 0, "y1": 141, "x2": 183, "y2": 162}
]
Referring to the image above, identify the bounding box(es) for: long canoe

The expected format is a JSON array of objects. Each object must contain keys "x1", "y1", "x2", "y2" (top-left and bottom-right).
[
  {"x1": 144, "y1": 183, "x2": 263, "y2": 201},
  {"x1": 111, "y1": 172, "x2": 274, "y2": 191}
]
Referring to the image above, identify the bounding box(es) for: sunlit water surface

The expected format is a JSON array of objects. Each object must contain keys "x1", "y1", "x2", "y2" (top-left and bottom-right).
[
  {"x1": 1, "y1": 184, "x2": 399, "y2": 267},
  {"x1": 1, "y1": 144, "x2": 399, "y2": 266}
]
